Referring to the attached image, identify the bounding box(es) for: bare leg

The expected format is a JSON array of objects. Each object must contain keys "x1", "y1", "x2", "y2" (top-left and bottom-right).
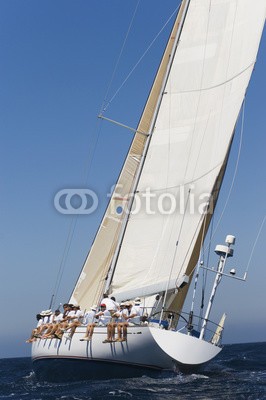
[
  {"x1": 26, "y1": 328, "x2": 38, "y2": 343},
  {"x1": 116, "y1": 322, "x2": 128, "y2": 342},
  {"x1": 110, "y1": 322, "x2": 116, "y2": 341},
  {"x1": 80, "y1": 323, "x2": 95, "y2": 341},
  {"x1": 52, "y1": 322, "x2": 70, "y2": 339},
  {"x1": 122, "y1": 322, "x2": 128, "y2": 341},
  {"x1": 103, "y1": 323, "x2": 116, "y2": 343},
  {"x1": 87, "y1": 323, "x2": 95, "y2": 339},
  {"x1": 116, "y1": 323, "x2": 122, "y2": 340},
  {"x1": 66, "y1": 322, "x2": 80, "y2": 339},
  {"x1": 42, "y1": 323, "x2": 60, "y2": 338}
]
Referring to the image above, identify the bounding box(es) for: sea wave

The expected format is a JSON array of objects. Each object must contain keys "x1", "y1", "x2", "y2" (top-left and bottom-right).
[{"x1": 0, "y1": 343, "x2": 265, "y2": 400}]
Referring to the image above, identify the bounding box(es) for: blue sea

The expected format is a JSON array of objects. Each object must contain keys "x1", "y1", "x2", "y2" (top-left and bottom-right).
[{"x1": 0, "y1": 342, "x2": 265, "y2": 400}]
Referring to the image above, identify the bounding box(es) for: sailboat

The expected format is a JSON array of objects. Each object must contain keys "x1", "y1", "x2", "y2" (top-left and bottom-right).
[{"x1": 31, "y1": 0, "x2": 266, "y2": 381}]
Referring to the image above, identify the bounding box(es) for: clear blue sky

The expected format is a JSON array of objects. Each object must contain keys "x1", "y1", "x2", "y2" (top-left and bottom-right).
[{"x1": 0, "y1": 1, "x2": 265, "y2": 359}]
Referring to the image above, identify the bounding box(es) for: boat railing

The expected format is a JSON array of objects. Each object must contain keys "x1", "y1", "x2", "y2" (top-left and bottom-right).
[{"x1": 147, "y1": 309, "x2": 224, "y2": 345}]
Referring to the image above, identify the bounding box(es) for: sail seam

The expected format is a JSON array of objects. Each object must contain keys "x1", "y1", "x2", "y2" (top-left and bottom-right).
[
  {"x1": 168, "y1": 62, "x2": 255, "y2": 95},
  {"x1": 137, "y1": 161, "x2": 222, "y2": 193}
]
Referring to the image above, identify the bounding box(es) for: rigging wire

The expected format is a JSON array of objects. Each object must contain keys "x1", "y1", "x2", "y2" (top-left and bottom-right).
[
  {"x1": 245, "y1": 214, "x2": 266, "y2": 273},
  {"x1": 201, "y1": 4, "x2": 242, "y2": 254},
  {"x1": 101, "y1": 0, "x2": 141, "y2": 114},
  {"x1": 159, "y1": 187, "x2": 192, "y2": 324},
  {"x1": 202, "y1": 215, "x2": 214, "y2": 293},
  {"x1": 49, "y1": 2, "x2": 143, "y2": 307},
  {"x1": 157, "y1": 3, "x2": 244, "y2": 321},
  {"x1": 102, "y1": 5, "x2": 180, "y2": 113},
  {"x1": 49, "y1": 105, "x2": 105, "y2": 308},
  {"x1": 160, "y1": 0, "x2": 212, "y2": 297},
  {"x1": 197, "y1": 214, "x2": 215, "y2": 330},
  {"x1": 50, "y1": 216, "x2": 79, "y2": 308},
  {"x1": 202, "y1": 99, "x2": 245, "y2": 256},
  {"x1": 182, "y1": 100, "x2": 245, "y2": 308},
  {"x1": 190, "y1": 208, "x2": 208, "y2": 315},
  {"x1": 182, "y1": 2, "x2": 245, "y2": 301},
  {"x1": 165, "y1": 1, "x2": 239, "y2": 293}
]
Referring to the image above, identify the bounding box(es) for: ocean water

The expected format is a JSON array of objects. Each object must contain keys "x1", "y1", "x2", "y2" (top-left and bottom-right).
[{"x1": 0, "y1": 342, "x2": 265, "y2": 400}]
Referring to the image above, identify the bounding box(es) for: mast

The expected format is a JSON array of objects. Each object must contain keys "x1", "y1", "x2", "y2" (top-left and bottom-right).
[
  {"x1": 104, "y1": 0, "x2": 191, "y2": 294},
  {"x1": 69, "y1": 0, "x2": 190, "y2": 308}
]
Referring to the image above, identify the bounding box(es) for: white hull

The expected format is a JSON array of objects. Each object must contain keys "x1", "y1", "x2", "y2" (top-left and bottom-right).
[{"x1": 31, "y1": 326, "x2": 222, "y2": 381}]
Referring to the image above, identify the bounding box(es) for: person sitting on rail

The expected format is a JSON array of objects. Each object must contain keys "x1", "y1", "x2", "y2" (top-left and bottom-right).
[
  {"x1": 79, "y1": 305, "x2": 98, "y2": 342},
  {"x1": 79, "y1": 303, "x2": 112, "y2": 343},
  {"x1": 38, "y1": 309, "x2": 62, "y2": 337},
  {"x1": 125, "y1": 299, "x2": 143, "y2": 325},
  {"x1": 25, "y1": 313, "x2": 44, "y2": 343},
  {"x1": 64, "y1": 305, "x2": 84, "y2": 340},
  {"x1": 115, "y1": 301, "x2": 129, "y2": 342},
  {"x1": 101, "y1": 293, "x2": 119, "y2": 317},
  {"x1": 42, "y1": 303, "x2": 71, "y2": 339}
]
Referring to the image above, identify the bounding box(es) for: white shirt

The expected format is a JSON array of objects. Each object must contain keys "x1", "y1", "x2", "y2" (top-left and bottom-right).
[
  {"x1": 54, "y1": 313, "x2": 63, "y2": 323},
  {"x1": 43, "y1": 315, "x2": 53, "y2": 324},
  {"x1": 101, "y1": 297, "x2": 118, "y2": 311},
  {"x1": 36, "y1": 318, "x2": 44, "y2": 328},
  {"x1": 128, "y1": 306, "x2": 141, "y2": 324},
  {"x1": 67, "y1": 309, "x2": 84, "y2": 322},
  {"x1": 83, "y1": 310, "x2": 96, "y2": 325},
  {"x1": 134, "y1": 303, "x2": 144, "y2": 316},
  {"x1": 75, "y1": 309, "x2": 84, "y2": 322},
  {"x1": 117, "y1": 308, "x2": 128, "y2": 323},
  {"x1": 97, "y1": 310, "x2": 111, "y2": 326}
]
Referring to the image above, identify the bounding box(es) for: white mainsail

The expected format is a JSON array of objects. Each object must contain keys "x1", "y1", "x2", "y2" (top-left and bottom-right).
[
  {"x1": 109, "y1": 0, "x2": 266, "y2": 301},
  {"x1": 70, "y1": 0, "x2": 266, "y2": 307}
]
